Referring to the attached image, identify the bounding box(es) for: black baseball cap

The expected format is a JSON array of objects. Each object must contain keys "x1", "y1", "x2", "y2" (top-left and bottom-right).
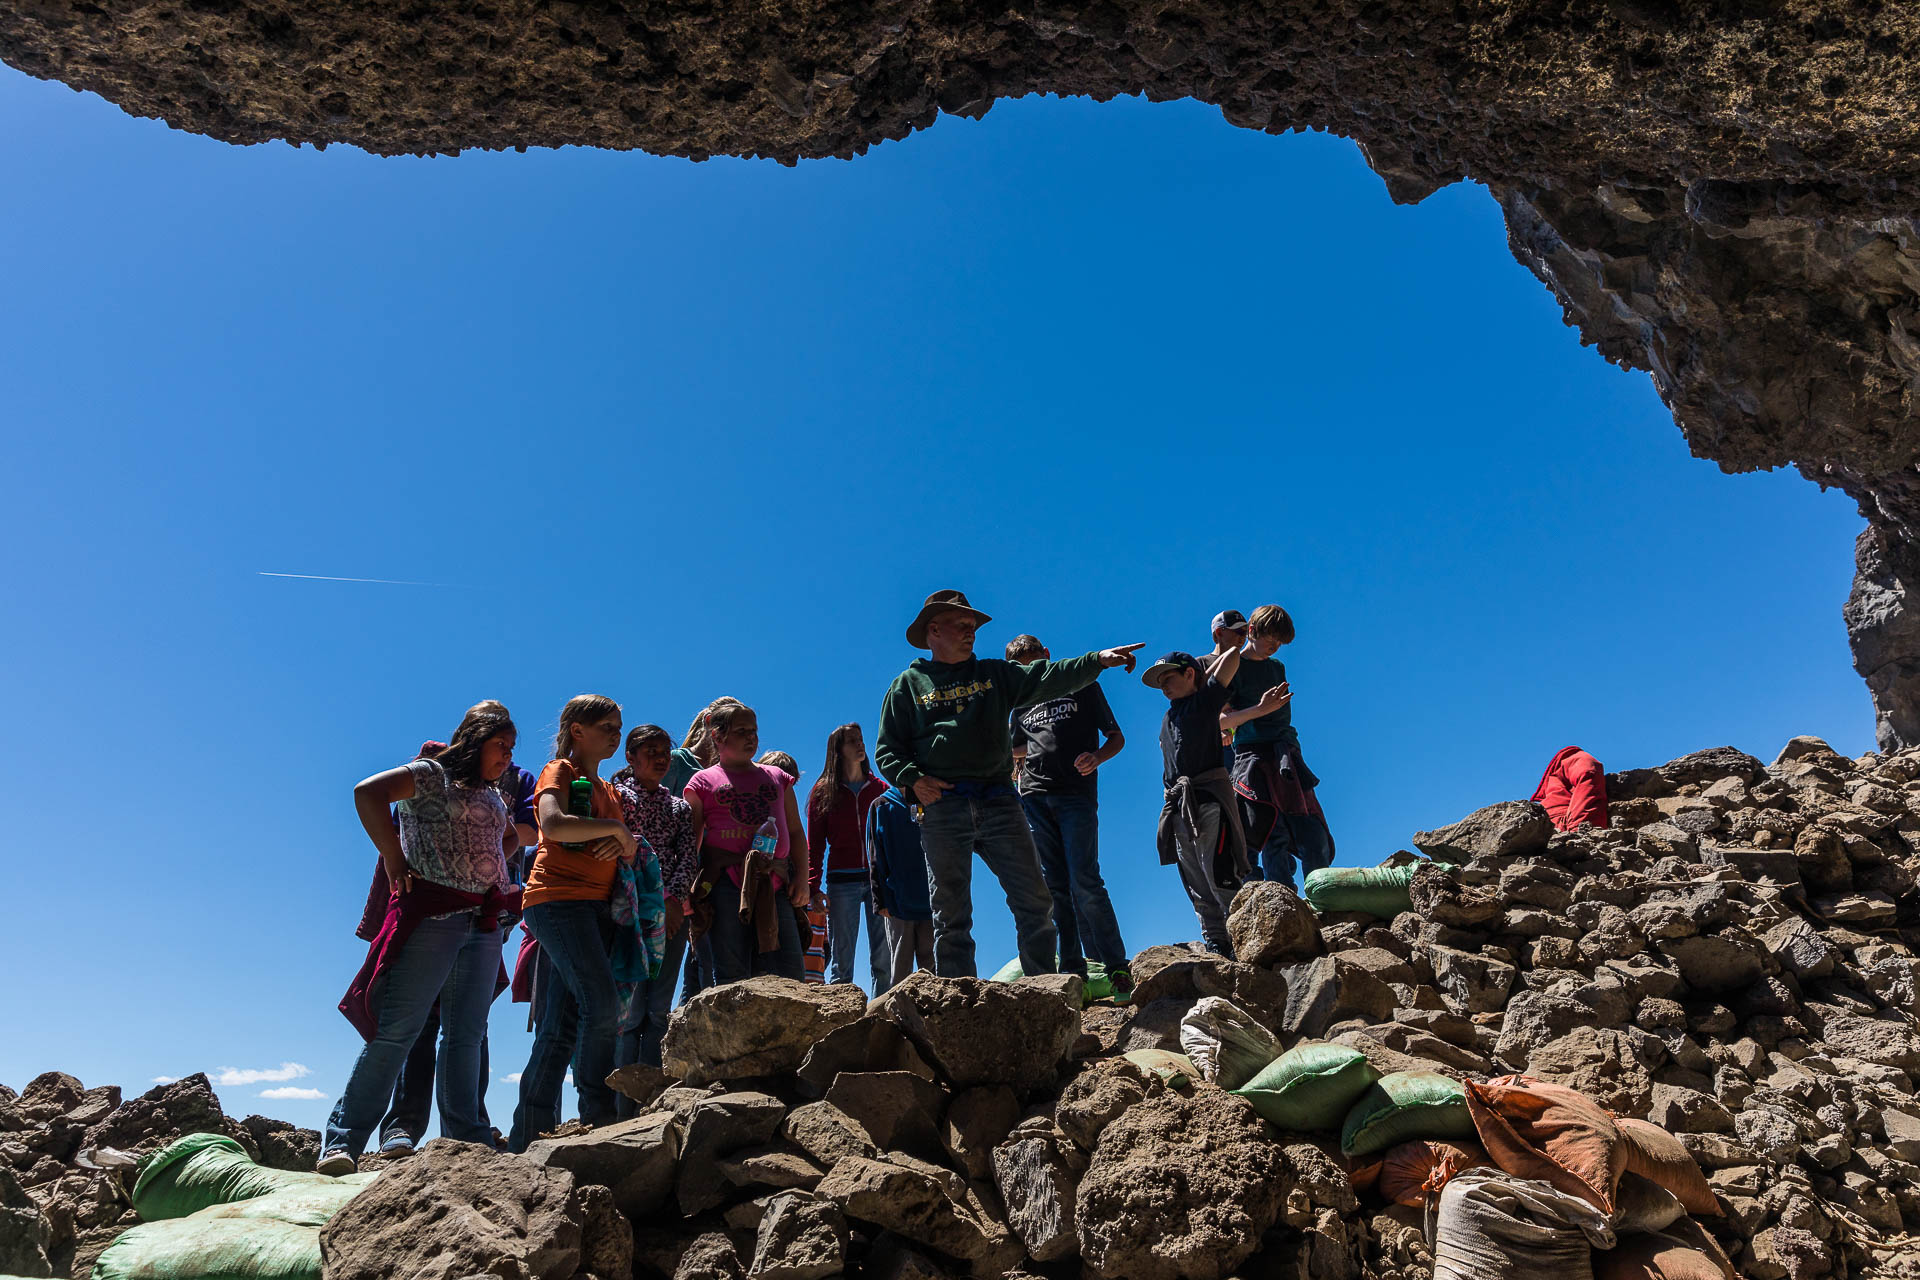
[{"x1": 1142, "y1": 651, "x2": 1201, "y2": 689}]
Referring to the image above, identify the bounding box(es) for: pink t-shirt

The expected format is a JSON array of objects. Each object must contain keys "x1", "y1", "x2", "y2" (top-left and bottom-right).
[{"x1": 686, "y1": 762, "x2": 797, "y2": 888}]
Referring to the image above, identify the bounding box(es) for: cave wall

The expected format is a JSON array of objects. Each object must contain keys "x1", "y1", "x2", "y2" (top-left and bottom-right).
[{"x1": 5, "y1": 0, "x2": 1919, "y2": 737}]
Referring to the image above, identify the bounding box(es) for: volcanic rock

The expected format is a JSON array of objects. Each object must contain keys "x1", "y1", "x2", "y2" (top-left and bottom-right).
[
  {"x1": 318, "y1": 1138, "x2": 588, "y2": 1280},
  {"x1": 869, "y1": 973, "x2": 1078, "y2": 1094},
  {"x1": 662, "y1": 977, "x2": 866, "y2": 1086}
]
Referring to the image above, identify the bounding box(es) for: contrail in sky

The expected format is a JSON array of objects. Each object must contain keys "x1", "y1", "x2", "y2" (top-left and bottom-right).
[{"x1": 257, "y1": 571, "x2": 468, "y2": 588}]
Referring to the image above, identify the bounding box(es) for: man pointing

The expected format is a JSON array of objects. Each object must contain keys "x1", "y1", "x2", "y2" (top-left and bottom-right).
[{"x1": 875, "y1": 589, "x2": 1143, "y2": 978}]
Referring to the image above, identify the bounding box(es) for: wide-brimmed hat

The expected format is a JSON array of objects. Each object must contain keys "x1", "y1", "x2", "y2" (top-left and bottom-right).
[
  {"x1": 907, "y1": 589, "x2": 992, "y2": 649},
  {"x1": 1142, "y1": 651, "x2": 1201, "y2": 689}
]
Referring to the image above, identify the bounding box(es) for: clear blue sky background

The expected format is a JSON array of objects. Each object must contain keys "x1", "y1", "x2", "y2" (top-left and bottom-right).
[{"x1": 1, "y1": 62, "x2": 1873, "y2": 1129}]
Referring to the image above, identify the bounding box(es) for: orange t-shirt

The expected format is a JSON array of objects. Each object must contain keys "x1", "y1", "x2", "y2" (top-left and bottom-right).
[{"x1": 521, "y1": 759, "x2": 623, "y2": 908}]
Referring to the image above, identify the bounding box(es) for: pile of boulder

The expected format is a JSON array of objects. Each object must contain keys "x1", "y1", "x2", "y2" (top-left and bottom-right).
[
  {"x1": 0, "y1": 1072, "x2": 318, "y2": 1277},
  {"x1": 9, "y1": 734, "x2": 1920, "y2": 1280}
]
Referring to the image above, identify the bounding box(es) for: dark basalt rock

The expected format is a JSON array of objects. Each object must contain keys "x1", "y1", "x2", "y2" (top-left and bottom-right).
[{"x1": 6, "y1": 3, "x2": 1920, "y2": 732}]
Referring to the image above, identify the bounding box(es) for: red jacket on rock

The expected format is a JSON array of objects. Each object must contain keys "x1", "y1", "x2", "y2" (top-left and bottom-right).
[
  {"x1": 1532, "y1": 746, "x2": 1609, "y2": 831},
  {"x1": 808, "y1": 776, "x2": 888, "y2": 894}
]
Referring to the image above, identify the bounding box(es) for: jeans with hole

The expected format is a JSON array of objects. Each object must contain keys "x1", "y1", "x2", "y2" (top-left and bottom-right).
[
  {"x1": 509, "y1": 900, "x2": 618, "y2": 1151},
  {"x1": 1020, "y1": 792, "x2": 1128, "y2": 975},
  {"x1": 612, "y1": 921, "x2": 689, "y2": 1116},
  {"x1": 826, "y1": 880, "x2": 888, "y2": 992},
  {"x1": 324, "y1": 911, "x2": 501, "y2": 1158},
  {"x1": 918, "y1": 791, "x2": 1057, "y2": 979},
  {"x1": 706, "y1": 875, "x2": 805, "y2": 984}
]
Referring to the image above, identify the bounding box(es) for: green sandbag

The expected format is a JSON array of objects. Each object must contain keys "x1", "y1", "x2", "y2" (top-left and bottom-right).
[
  {"x1": 1341, "y1": 1071, "x2": 1477, "y2": 1157},
  {"x1": 90, "y1": 1217, "x2": 322, "y2": 1280},
  {"x1": 987, "y1": 958, "x2": 1119, "y2": 1004},
  {"x1": 133, "y1": 1135, "x2": 343, "y2": 1222},
  {"x1": 1304, "y1": 863, "x2": 1420, "y2": 918},
  {"x1": 1231, "y1": 1041, "x2": 1380, "y2": 1130},
  {"x1": 193, "y1": 1178, "x2": 374, "y2": 1228}
]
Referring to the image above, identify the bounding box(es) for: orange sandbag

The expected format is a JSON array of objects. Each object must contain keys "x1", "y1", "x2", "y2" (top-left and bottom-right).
[
  {"x1": 1615, "y1": 1119, "x2": 1719, "y2": 1217},
  {"x1": 1594, "y1": 1224, "x2": 1735, "y2": 1280},
  {"x1": 1465, "y1": 1074, "x2": 1626, "y2": 1213},
  {"x1": 1659, "y1": 1217, "x2": 1736, "y2": 1279},
  {"x1": 1375, "y1": 1140, "x2": 1491, "y2": 1207}
]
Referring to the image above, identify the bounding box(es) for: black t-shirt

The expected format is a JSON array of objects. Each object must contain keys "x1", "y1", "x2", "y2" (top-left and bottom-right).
[
  {"x1": 1011, "y1": 684, "x2": 1119, "y2": 798},
  {"x1": 1160, "y1": 674, "x2": 1231, "y2": 786}
]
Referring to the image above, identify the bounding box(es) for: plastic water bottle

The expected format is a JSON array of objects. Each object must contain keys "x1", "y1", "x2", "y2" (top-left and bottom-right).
[{"x1": 751, "y1": 816, "x2": 780, "y2": 857}]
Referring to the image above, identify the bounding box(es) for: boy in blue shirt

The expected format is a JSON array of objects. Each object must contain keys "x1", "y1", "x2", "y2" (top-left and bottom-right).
[
  {"x1": 1223, "y1": 605, "x2": 1335, "y2": 886},
  {"x1": 865, "y1": 779, "x2": 933, "y2": 990}
]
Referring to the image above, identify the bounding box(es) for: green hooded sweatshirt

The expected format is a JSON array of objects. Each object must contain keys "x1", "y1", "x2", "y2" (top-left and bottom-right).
[{"x1": 874, "y1": 652, "x2": 1106, "y2": 789}]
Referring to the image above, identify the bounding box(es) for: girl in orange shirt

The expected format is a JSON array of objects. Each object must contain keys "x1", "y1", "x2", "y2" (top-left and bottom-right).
[{"x1": 507, "y1": 694, "x2": 636, "y2": 1152}]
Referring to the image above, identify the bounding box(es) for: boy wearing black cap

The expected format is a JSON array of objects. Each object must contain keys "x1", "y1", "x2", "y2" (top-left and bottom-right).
[
  {"x1": 1144, "y1": 648, "x2": 1258, "y2": 954},
  {"x1": 875, "y1": 590, "x2": 1143, "y2": 979}
]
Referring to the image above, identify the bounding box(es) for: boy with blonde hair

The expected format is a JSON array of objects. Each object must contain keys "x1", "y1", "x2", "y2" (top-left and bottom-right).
[{"x1": 1223, "y1": 605, "x2": 1335, "y2": 886}]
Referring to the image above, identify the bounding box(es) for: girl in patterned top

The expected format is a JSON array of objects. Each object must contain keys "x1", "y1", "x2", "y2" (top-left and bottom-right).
[
  {"x1": 320, "y1": 703, "x2": 519, "y2": 1174},
  {"x1": 609, "y1": 724, "x2": 697, "y2": 1085}
]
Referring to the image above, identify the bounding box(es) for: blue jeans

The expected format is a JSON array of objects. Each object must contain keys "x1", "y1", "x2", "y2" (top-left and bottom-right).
[
  {"x1": 1255, "y1": 810, "x2": 1335, "y2": 887},
  {"x1": 706, "y1": 875, "x2": 804, "y2": 985},
  {"x1": 826, "y1": 880, "x2": 887, "y2": 991},
  {"x1": 1020, "y1": 792, "x2": 1128, "y2": 975},
  {"x1": 917, "y1": 791, "x2": 1057, "y2": 979},
  {"x1": 613, "y1": 921, "x2": 689, "y2": 1113},
  {"x1": 324, "y1": 911, "x2": 501, "y2": 1157},
  {"x1": 509, "y1": 900, "x2": 618, "y2": 1151},
  {"x1": 378, "y1": 1005, "x2": 493, "y2": 1148}
]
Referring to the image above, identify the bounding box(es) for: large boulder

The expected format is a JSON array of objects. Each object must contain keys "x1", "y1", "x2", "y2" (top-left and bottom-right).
[
  {"x1": 524, "y1": 1110, "x2": 683, "y2": 1219},
  {"x1": 319, "y1": 1138, "x2": 589, "y2": 1280},
  {"x1": 1657, "y1": 931, "x2": 1768, "y2": 993},
  {"x1": 749, "y1": 1191, "x2": 846, "y2": 1280},
  {"x1": 868, "y1": 973, "x2": 1078, "y2": 1093},
  {"x1": 1226, "y1": 882, "x2": 1321, "y2": 966},
  {"x1": 1525, "y1": 1027, "x2": 1653, "y2": 1115},
  {"x1": 675, "y1": 1092, "x2": 790, "y2": 1217},
  {"x1": 824, "y1": 1072, "x2": 947, "y2": 1154},
  {"x1": 815, "y1": 1155, "x2": 1020, "y2": 1276},
  {"x1": 1277, "y1": 952, "x2": 1399, "y2": 1037},
  {"x1": 1128, "y1": 945, "x2": 1289, "y2": 1032},
  {"x1": 0, "y1": 1165, "x2": 52, "y2": 1278},
  {"x1": 1412, "y1": 801, "x2": 1554, "y2": 863},
  {"x1": 993, "y1": 1127, "x2": 1084, "y2": 1263},
  {"x1": 662, "y1": 977, "x2": 867, "y2": 1085},
  {"x1": 1075, "y1": 1086, "x2": 1288, "y2": 1280},
  {"x1": 79, "y1": 1075, "x2": 252, "y2": 1160}
]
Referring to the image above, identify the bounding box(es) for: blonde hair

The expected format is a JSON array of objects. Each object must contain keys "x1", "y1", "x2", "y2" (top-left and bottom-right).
[
  {"x1": 757, "y1": 750, "x2": 798, "y2": 775},
  {"x1": 553, "y1": 694, "x2": 620, "y2": 760},
  {"x1": 681, "y1": 696, "x2": 744, "y2": 766}
]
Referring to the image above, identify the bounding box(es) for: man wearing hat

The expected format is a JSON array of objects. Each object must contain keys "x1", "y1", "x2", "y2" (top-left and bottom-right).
[
  {"x1": 1143, "y1": 647, "x2": 1261, "y2": 955},
  {"x1": 874, "y1": 590, "x2": 1144, "y2": 979}
]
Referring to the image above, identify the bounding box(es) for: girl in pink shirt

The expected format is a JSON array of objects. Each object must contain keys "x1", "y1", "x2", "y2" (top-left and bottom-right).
[{"x1": 683, "y1": 702, "x2": 808, "y2": 984}]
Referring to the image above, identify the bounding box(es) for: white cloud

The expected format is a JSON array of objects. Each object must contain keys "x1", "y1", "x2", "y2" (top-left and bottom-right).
[
  {"x1": 214, "y1": 1064, "x2": 311, "y2": 1087},
  {"x1": 260, "y1": 1087, "x2": 327, "y2": 1101},
  {"x1": 151, "y1": 1076, "x2": 176, "y2": 1085},
  {"x1": 500, "y1": 1073, "x2": 523, "y2": 1084}
]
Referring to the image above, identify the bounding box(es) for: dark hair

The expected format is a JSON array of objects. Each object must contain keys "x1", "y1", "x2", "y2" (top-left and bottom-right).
[
  {"x1": 809, "y1": 723, "x2": 869, "y2": 816},
  {"x1": 1005, "y1": 634, "x2": 1044, "y2": 662},
  {"x1": 625, "y1": 724, "x2": 671, "y2": 757},
  {"x1": 553, "y1": 694, "x2": 620, "y2": 760},
  {"x1": 1249, "y1": 605, "x2": 1295, "y2": 645},
  {"x1": 681, "y1": 696, "x2": 744, "y2": 766},
  {"x1": 434, "y1": 702, "x2": 517, "y2": 789}
]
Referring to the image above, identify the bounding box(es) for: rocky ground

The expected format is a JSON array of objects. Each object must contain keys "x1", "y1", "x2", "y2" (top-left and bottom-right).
[{"x1": 9, "y1": 733, "x2": 1920, "y2": 1279}]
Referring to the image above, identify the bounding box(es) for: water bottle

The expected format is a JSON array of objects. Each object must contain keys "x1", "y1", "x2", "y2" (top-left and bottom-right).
[{"x1": 750, "y1": 816, "x2": 780, "y2": 857}]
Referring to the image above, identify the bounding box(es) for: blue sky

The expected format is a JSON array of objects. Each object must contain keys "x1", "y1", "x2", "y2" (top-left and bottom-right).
[{"x1": 0, "y1": 62, "x2": 1871, "y2": 1129}]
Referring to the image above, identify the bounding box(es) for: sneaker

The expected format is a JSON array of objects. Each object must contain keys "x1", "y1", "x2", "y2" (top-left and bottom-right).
[
  {"x1": 378, "y1": 1135, "x2": 415, "y2": 1156},
  {"x1": 315, "y1": 1150, "x2": 356, "y2": 1177}
]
